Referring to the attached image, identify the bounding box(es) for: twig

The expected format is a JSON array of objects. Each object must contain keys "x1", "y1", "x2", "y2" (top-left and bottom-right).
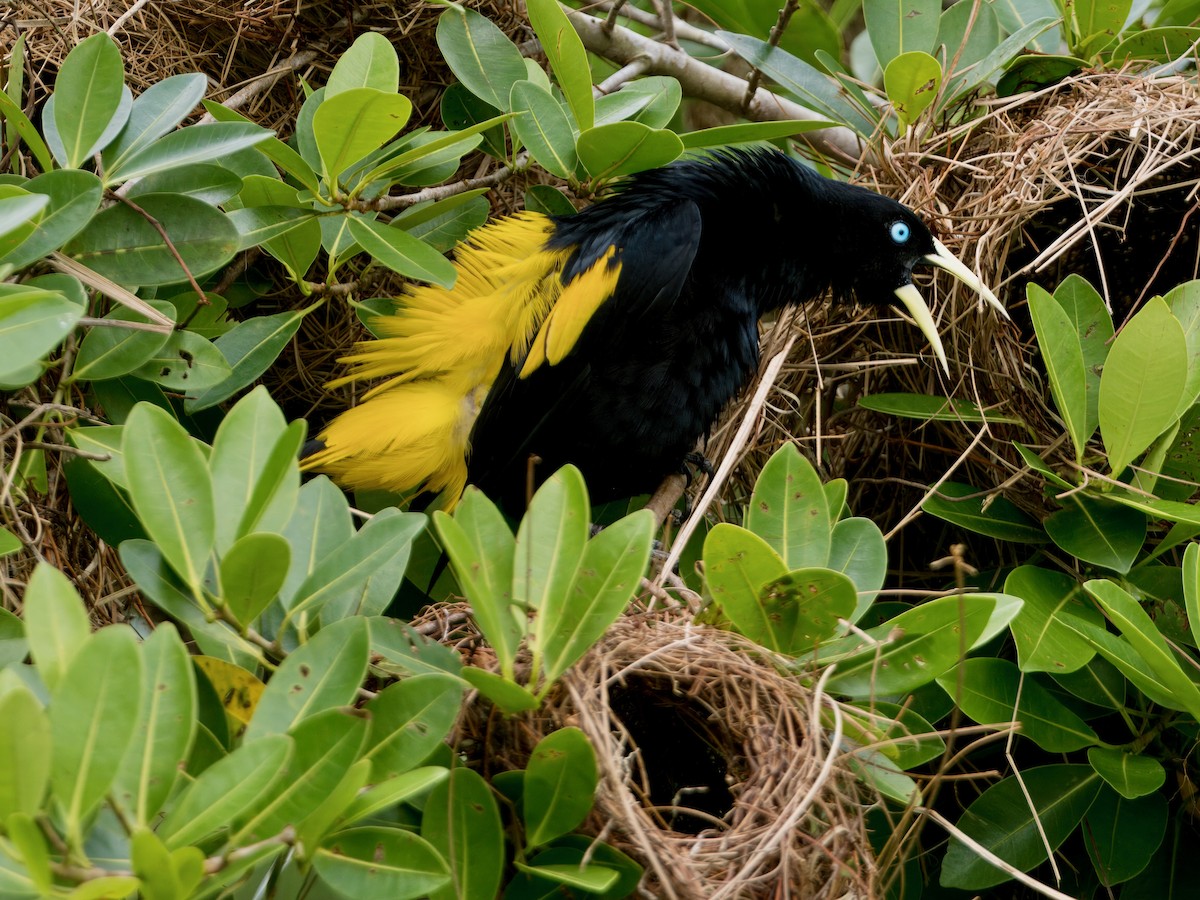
[
  {"x1": 49, "y1": 253, "x2": 175, "y2": 327},
  {"x1": 110, "y1": 193, "x2": 209, "y2": 306},
  {"x1": 368, "y1": 152, "x2": 531, "y2": 212},
  {"x1": 564, "y1": 8, "x2": 865, "y2": 163},
  {"x1": 914, "y1": 807, "x2": 1077, "y2": 900},
  {"x1": 742, "y1": 0, "x2": 802, "y2": 110}
]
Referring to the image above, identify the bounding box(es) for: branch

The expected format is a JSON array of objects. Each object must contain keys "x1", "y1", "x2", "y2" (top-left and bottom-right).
[{"x1": 564, "y1": 8, "x2": 865, "y2": 163}]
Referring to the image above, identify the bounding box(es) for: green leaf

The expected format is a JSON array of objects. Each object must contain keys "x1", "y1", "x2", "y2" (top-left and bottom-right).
[
  {"x1": 0, "y1": 90, "x2": 54, "y2": 173},
  {"x1": 509, "y1": 81, "x2": 578, "y2": 179},
  {"x1": 226, "y1": 205, "x2": 315, "y2": 250},
  {"x1": 1087, "y1": 747, "x2": 1166, "y2": 800},
  {"x1": 1186, "y1": 542, "x2": 1200, "y2": 649},
  {"x1": 275, "y1": 476, "x2": 353, "y2": 610},
  {"x1": 745, "y1": 443, "x2": 831, "y2": 569},
  {"x1": 828, "y1": 517, "x2": 888, "y2": 625},
  {"x1": 0, "y1": 684, "x2": 50, "y2": 819},
  {"x1": 206, "y1": 386, "x2": 300, "y2": 552},
  {"x1": 940, "y1": 765, "x2": 1101, "y2": 889},
  {"x1": 884, "y1": 51, "x2": 942, "y2": 128},
  {"x1": 1054, "y1": 274, "x2": 1113, "y2": 437},
  {"x1": 515, "y1": 862, "x2": 619, "y2": 893},
  {"x1": 1099, "y1": 297, "x2": 1188, "y2": 477},
  {"x1": 157, "y1": 734, "x2": 292, "y2": 848},
  {"x1": 52, "y1": 33, "x2": 126, "y2": 167},
  {"x1": 1028, "y1": 283, "x2": 1091, "y2": 462},
  {"x1": 460, "y1": 667, "x2": 539, "y2": 714},
  {"x1": 436, "y1": 5, "x2": 528, "y2": 111},
  {"x1": 1044, "y1": 493, "x2": 1145, "y2": 574},
  {"x1": 524, "y1": 727, "x2": 597, "y2": 847},
  {"x1": 347, "y1": 216, "x2": 456, "y2": 287},
  {"x1": 72, "y1": 299, "x2": 175, "y2": 382},
  {"x1": 1070, "y1": 0, "x2": 1132, "y2": 55},
  {"x1": 948, "y1": 17, "x2": 1062, "y2": 97},
  {"x1": 1084, "y1": 578, "x2": 1200, "y2": 719},
  {"x1": 106, "y1": 122, "x2": 271, "y2": 185},
  {"x1": 0, "y1": 190, "x2": 46, "y2": 256},
  {"x1": 1083, "y1": 787, "x2": 1167, "y2": 887},
  {"x1": 1109, "y1": 26, "x2": 1200, "y2": 62},
  {"x1": 441, "y1": 84, "x2": 507, "y2": 158},
  {"x1": 365, "y1": 674, "x2": 464, "y2": 780},
  {"x1": 922, "y1": 481, "x2": 1046, "y2": 543},
  {"x1": 1005, "y1": 565, "x2": 1101, "y2": 673},
  {"x1": 990, "y1": 0, "x2": 1063, "y2": 52},
  {"x1": 327, "y1": 32, "x2": 400, "y2": 96},
  {"x1": 245, "y1": 616, "x2": 370, "y2": 739},
  {"x1": 0, "y1": 607, "x2": 26, "y2": 667},
  {"x1": 233, "y1": 707, "x2": 369, "y2": 843},
  {"x1": 130, "y1": 328, "x2": 231, "y2": 393},
  {"x1": 313, "y1": 88, "x2": 412, "y2": 183},
  {"x1": 64, "y1": 194, "x2": 240, "y2": 287},
  {"x1": 22, "y1": 563, "x2": 92, "y2": 693},
  {"x1": 536, "y1": 509, "x2": 653, "y2": 689},
  {"x1": 51, "y1": 626, "x2": 143, "y2": 841},
  {"x1": 863, "y1": 0, "x2": 942, "y2": 68},
  {"x1": 288, "y1": 509, "x2": 425, "y2": 621},
  {"x1": 703, "y1": 523, "x2": 788, "y2": 647},
  {"x1": 936, "y1": 658, "x2": 1098, "y2": 751},
  {"x1": 759, "y1": 568, "x2": 858, "y2": 653},
  {"x1": 122, "y1": 403, "x2": 215, "y2": 590},
  {"x1": 103, "y1": 73, "x2": 208, "y2": 171},
  {"x1": 576, "y1": 122, "x2": 684, "y2": 180},
  {"x1": 826, "y1": 594, "x2": 1017, "y2": 697},
  {"x1": 392, "y1": 193, "x2": 489, "y2": 254},
  {"x1": 857, "y1": 391, "x2": 1023, "y2": 424},
  {"x1": 368, "y1": 617, "x2": 464, "y2": 679},
  {"x1": 679, "y1": 119, "x2": 835, "y2": 149},
  {"x1": 422, "y1": 768, "x2": 504, "y2": 900},
  {"x1": 0, "y1": 170, "x2": 104, "y2": 269},
  {"x1": 525, "y1": 0, "x2": 593, "y2": 130},
  {"x1": 186, "y1": 310, "x2": 307, "y2": 412},
  {"x1": 119, "y1": 540, "x2": 257, "y2": 669},
  {"x1": 341, "y1": 766, "x2": 448, "y2": 825},
  {"x1": 0, "y1": 285, "x2": 85, "y2": 383},
  {"x1": 719, "y1": 32, "x2": 876, "y2": 135},
  {"x1": 112, "y1": 624, "x2": 197, "y2": 827},
  {"x1": 220, "y1": 533, "x2": 290, "y2": 626},
  {"x1": 1163, "y1": 280, "x2": 1200, "y2": 418},
  {"x1": 515, "y1": 465, "x2": 590, "y2": 616},
  {"x1": 313, "y1": 826, "x2": 450, "y2": 899},
  {"x1": 233, "y1": 175, "x2": 321, "y2": 281},
  {"x1": 937, "y1": 0, "x2": 1002, "y2": 76}
]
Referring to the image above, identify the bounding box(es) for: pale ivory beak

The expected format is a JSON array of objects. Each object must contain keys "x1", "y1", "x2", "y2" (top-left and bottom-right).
[{"x1": 892, "y1": 239, "x2": 1006, "y2": 374}]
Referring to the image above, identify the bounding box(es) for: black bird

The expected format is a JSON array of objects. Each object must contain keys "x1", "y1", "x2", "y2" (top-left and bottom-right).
[{"x1": 303, "y1": 148, "x2": 1004, "y2": 510}]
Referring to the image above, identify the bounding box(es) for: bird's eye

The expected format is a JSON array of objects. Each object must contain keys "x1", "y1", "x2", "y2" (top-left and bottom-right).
[{"x1": 890, "y1": 221, "x2": 911, "y2": 244}]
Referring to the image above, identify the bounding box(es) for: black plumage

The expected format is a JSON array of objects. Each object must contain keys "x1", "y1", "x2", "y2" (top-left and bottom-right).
[{"x1": 305, "y1": 148, "x2": 1003, "y2": 511}]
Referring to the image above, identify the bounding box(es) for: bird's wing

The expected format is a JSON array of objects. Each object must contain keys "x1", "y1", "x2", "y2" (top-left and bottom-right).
[
  {"x1": 468, "y1": 198, "x2": 704, "y2": 499},
  {"x1": 514, "y1": 197, "x2": 703, "y2": 378}
]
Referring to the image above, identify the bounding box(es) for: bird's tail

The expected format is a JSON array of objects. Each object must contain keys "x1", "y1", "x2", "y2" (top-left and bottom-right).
[{"x1": 301, "y1": 376, "x2": 486, "y2": 507}]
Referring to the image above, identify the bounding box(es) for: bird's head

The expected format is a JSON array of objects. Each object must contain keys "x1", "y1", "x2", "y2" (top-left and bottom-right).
[{"x1": 828, "y1": 187, "x2": 1006, "y2": 373}]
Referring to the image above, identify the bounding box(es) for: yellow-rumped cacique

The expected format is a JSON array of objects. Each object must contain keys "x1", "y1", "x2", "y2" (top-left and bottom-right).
[{"x1": 303, "y1": 148, "x2": 1005, "y2": 511}]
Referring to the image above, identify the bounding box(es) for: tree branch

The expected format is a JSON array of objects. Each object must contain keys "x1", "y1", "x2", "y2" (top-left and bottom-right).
[{"x1": 564, "y1": 8, "x2": 865, "y2": 163}]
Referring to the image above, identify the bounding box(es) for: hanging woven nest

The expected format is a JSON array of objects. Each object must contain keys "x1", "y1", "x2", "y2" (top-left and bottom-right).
[
  {"x1": 431, "y1": 607, "x2": 876, "y2": 898},
  {"x1": 710, "y1": 71, "x2": 1200, "y2": 556}
]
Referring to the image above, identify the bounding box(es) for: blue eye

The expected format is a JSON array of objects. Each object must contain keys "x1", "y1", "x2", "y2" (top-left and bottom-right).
[{"x1": 890, "y1": 221, "x2": 910, "y2": 244}]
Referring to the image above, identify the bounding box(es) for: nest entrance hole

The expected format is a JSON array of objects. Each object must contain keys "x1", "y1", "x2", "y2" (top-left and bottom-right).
[{"x1": 608, "y1": 675, "x2": 739, "y2": 835}]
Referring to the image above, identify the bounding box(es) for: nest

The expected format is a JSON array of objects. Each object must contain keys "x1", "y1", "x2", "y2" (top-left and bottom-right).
[
  {"x1": 435, "y1": 608, "x2": 875, "y2": 898},
  {"x1": 706, "y1": 72, "x2": 1200, "y2": 574}
]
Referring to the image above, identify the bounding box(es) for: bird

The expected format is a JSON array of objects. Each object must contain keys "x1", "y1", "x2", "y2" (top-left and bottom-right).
[{"x1": 302, "y1": 148, "x2": 1005, "y2": 512}]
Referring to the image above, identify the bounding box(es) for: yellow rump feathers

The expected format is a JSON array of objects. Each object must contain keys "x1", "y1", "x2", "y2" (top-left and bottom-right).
[{"x1": 304, "y1": 210, "x2": 624, "y2": 506}]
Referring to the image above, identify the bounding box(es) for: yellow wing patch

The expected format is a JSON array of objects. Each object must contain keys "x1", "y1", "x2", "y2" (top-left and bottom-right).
[{"x1": 519, "y1": 246, "x2": 622, "y2": 379}]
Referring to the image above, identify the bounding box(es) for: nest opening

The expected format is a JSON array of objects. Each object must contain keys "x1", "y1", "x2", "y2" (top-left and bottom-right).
[{"x1": 608, "y1": 674, "x2": 739, "y2": 834}]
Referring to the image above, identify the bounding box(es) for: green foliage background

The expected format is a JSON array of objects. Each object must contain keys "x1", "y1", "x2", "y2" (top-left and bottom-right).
[{"x1": 2, "y1": 0, "x2": 1200, "y2": 897}]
